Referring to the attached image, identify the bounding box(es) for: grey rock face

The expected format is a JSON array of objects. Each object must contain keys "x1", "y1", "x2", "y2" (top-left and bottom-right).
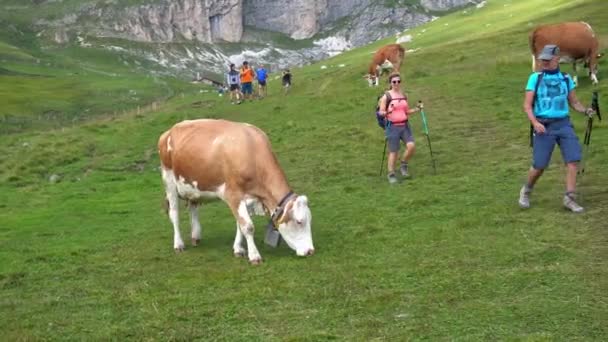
[
  {"x1": 243, "y1": 0, "x2": 328, "y2": 40},
  {"x1": 32, "y1": 0, "x2": 482, "y2": 78},
  {"x1": 39, "y1": 0, "x2": 480, "y2": 45},
  {"x1": 89, "y1": 0, "x2": 242, "y2": 43},
  {"x1": 329, "y1": 5, "x2": 431, "y2": 46},
  {"x1": 420, "y1": 0, "x2": 475, "y2": 11}
]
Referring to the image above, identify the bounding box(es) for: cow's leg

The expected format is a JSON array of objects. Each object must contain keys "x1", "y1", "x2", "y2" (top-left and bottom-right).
[
  {"x1": 589, "y1": 56, "x2": 599, "y2": 84},
  {"x1": 233, "y1": 222, "x2": 246, "y2": 257},
  {"x1": 162, "y1": 168, "x2": 185, "y2": 251},
  {"x1": 226, "y1": 194, "x2": 262, "y2": 264},
  {"x1": 238, "y1": 199, "x2": 262, "y2": 264},
  {"x1": 590, "y1": 72, "x2": 599, "y2": 85},
  {"x1": 188, "y1": 202, "x2": 202, "y2": 246},
  {"x1": 572, "y1": 62, "x2": 579, "y2": 86}
]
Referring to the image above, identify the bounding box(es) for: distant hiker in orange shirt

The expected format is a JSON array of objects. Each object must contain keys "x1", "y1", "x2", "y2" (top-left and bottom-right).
[{"x1": 240, "y1": 61, "x2": 255, "y2": 101}]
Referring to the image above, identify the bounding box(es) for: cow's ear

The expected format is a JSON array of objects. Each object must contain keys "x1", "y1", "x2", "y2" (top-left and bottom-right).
[
  {"x1": 277, "y1": 200, "x2": 295, "y2": 224},
  {"x1": 296, "y1": 195, "x2": 308, "y2": 206}
]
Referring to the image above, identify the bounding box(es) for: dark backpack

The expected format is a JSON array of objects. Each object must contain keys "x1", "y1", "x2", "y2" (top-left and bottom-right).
[{"x1": 375, "y1": 91, "x2": 407, "y2": 129}]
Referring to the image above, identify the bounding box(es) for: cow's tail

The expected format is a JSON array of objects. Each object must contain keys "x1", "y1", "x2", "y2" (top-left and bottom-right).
[
  {"x1": 162, "y1": 198, "x2": 169, "y2": 215},
  {"x1": 529, "y1": 30, "x2": 537, "y2": 71},
  {"x1": 531, "y1": 54, "x2": 536, "y2": 71},
  {"x1": 157, "y1": 130, "x2": 172, "y2": 216}
]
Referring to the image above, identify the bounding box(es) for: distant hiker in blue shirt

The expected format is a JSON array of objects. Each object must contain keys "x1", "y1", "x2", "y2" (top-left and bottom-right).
[
  {"x1": 256, "y1": 64, "x2": 268, "y2": 98},
  {"x1": 519, "y1": 44, "x2": 596, "y2": 213},
  {"x1": 226, "y1": 63, "x2": 242, "y2": 104}
]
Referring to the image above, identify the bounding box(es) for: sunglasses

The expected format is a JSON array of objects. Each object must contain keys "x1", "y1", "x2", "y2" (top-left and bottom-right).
[{"x1": 391, "y1": 80, "x2": 401, "y2": 84}]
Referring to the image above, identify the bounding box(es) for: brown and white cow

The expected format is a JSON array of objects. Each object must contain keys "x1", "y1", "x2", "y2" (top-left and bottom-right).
[
  {"x1": 158, "y1": 119, "x2": 314, "y2": 264},
  {"x1": 530, "y1": 21, "x2": 603, "y2": 85},
  {"x1": 366, "y1": 43, "x2": 405, "y2": 86}
]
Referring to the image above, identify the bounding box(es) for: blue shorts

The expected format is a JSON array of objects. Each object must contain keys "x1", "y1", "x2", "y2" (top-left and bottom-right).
[
  {"x1": 241, "y1": 82, "x2": 253, "y2": 94},
  {"x1": 386, "y1": 122, "x2": 414, "y2": 152},
  {"x1": 532, "y1": 117, "x2": 582, "y2": 169}
]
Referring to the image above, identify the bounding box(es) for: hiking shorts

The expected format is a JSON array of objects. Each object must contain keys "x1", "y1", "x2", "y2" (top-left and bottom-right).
[
  {"x1": 532, "y1": 117, "x2": 582, "y2": 169},
  {"x1": 241, "y1": 82, "x2": 253, "y2": 94},
  {"x1": 386, "y1": 122, "x2": 414, "y2": 152},
  {"x1": 258, "y1": 80, "x2": 267, "y2": 86},
  {"x1": 230, "y1": 84, "x2": 239, "y2": 91}
]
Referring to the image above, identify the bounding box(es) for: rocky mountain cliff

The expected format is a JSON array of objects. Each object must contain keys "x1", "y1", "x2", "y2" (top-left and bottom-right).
[
  {"x1": 46, "y1": 0, "x2": 477, "y2": 44},
  {"x1": 25, "y1": 0, "x2": 482, "y2": 78}
]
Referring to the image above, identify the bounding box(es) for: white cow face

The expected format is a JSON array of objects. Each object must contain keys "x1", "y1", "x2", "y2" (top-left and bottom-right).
[
  {"x1": 363, "y1": 74, "x2": 378, "y2": 87},
  {"x1": 365, "y1": 74, "x2": 379, "y2": 87},
  {"x1": 277, "y1": 195, "x2": 314, "y2": 257}
]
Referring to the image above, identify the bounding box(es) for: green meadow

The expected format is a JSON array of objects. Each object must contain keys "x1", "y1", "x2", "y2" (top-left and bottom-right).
[{"x1": 1, "y1": 0, "x2": 607, "y2": 340}]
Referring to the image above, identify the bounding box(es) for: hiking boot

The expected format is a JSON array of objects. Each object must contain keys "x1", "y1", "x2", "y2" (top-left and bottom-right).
[
  {"x1": 399, "y1": 162, "x2": 410, "y2": 177},
  {"x1": 387, "y1": 172, "x2": 398, "y2": 184},
  {"x1": 518, "y1": 185, "x2": 531, "y2": 209},
  {"x1": 563, "y1": 194, "x2": 584, "y2": 213}
]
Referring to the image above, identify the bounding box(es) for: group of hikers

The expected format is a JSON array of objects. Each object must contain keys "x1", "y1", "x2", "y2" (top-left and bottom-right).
[
  {"x1": 378, "y1": 44, "x2": 598, "y2": 213},
  {"x1": 225, "y1": 61, "x2": 292, "y2": 104}
]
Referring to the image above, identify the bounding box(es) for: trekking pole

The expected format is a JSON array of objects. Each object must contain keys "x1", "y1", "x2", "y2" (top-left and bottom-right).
[
  {"x1": 379, "y1": 138, "x2": 388, "y2": 176},
  {"x1": 581, "y1": 91, "x2": 601, "y2": 174},
  {"x1": 418, "y1": 101, "x2": 437, "y2": 174}
]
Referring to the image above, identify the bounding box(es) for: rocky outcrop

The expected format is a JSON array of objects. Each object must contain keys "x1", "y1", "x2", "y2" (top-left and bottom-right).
[
  {"x1": 243, "y1": 0, "x2": 478, "y2": 43},
  {"x1": 88, "y1": 0, "x2": 242, "y2": 43},
  {"x1": 327, "y1": 5, "x2": 431, "y2": 46},
  {"x1": 38, "y1": 0, "x2": 481, "y2": 44},
  {"x1": 243, "y1": 0, "x2": 328, "y2": 40},
  {"x1": 420, "y1": 0, "x2": 475, "y2": 11}
]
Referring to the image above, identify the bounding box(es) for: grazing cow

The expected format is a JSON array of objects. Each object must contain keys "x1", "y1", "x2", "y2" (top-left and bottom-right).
[
  {"x1": 158, "y1": 119, "x2": 314, "y2": 264},
  {"x1": 366, "y1": 44, "x2": 405, "y2": 86},
  {"x1": 529, "y1": 22, "x2": 603, "y2": 85}
]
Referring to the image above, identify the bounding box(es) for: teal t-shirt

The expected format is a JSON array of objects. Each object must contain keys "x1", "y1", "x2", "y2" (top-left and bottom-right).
[{"x1": 526, "y1": 72, "x2": 575, "y2": 118}]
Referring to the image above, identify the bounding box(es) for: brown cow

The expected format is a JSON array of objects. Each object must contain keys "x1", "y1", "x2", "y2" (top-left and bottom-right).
[
  {"x1": 366, "y1": 44, "x2": 405, "y2": 86},
  {"x1": 158, "y1": 119, "x2": 314, "y2": 264},
  {"x1": 530, "y1": 21, "x2": 603, "y2": 85}
]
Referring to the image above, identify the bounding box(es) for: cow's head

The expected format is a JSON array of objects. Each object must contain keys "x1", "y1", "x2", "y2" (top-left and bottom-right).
[
  {"x1": 365, "y1": 73, "x2": 379, "y2": 87},
  {"x1": 277, "y1": 195, "x2": 314, "y2": 256},
  {"x1": 589, "y1": 53, "x2": 604, "y2": 84},
  {"x1": 587, "y1": 53, "x2": 603, "y2": 84}
]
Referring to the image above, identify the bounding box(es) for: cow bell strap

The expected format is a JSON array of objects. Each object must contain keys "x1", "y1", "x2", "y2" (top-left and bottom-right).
[{"x1": 269, "y1": 191, "x2": 295, "y2": 229}]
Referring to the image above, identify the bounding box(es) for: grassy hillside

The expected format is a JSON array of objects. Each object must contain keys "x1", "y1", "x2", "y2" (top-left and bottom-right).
[{"x1": 1, "y1": 0, "x2": 607, "y2": 340}]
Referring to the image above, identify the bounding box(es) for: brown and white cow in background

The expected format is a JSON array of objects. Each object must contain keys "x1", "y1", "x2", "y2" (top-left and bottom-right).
[
  {"x1": 158, "y1": 119, "x2": 314, "y2": 264},
  {"x1": 366, "y1": 44, "x2": 405, "y2": 86},
  {"x1": 530, "y1": 21, "x2": 603, "y2": 85}
]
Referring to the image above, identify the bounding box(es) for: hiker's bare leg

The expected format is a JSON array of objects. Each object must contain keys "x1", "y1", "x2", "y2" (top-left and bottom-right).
[
  {"x1": 565, "y1": 162, "x2": 578, "y2": 193},
  {"x1": 387, "y1": 152, "x2": 398, "y2": 173},
  {"x1": 526, "y1": 167, "x2": 544, "y2": 187},
  {"x1": 402, "y1": 142, "x2": 416, "y2": 163}
]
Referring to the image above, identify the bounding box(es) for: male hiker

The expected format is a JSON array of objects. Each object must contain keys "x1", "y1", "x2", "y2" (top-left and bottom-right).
[
  {"x1": 256, "y1": 64, "x2": 268, "y2": 98},
  {"x1": 519, "y1": 44, "x2": 596, "y2": 212},
  {"x1": 226, "y1": 63, "x2": 242, "y2": 104},
  {"x1": 240, "y1": 61, "x2": 255, "y2": 101}
]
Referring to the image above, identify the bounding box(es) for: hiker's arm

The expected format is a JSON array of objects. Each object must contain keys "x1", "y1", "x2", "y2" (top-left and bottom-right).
[
  {"x1": 568, "y1": 90, "x2": 594, "y2": 116},
  {"x1": 406, "y1": 106, "x2": 421, "y2": 115},
  {"x1": 523, "y1": 91, "x2": 537, "y2": 123},
  {"x1": 378, "y1": 96, "x2": 388, "y2": 116},
  {"x1": 524, "y1": 91, "x2": 546, "y2": 134}
]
